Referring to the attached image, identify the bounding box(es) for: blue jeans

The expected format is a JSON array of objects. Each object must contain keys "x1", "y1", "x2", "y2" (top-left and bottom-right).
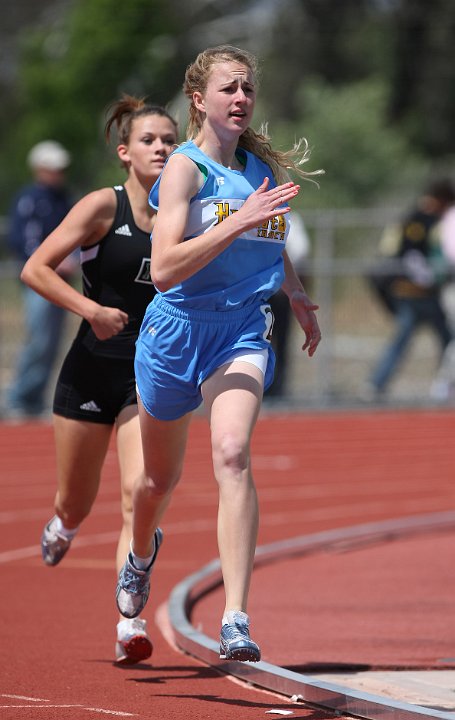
[
  {"x1": 7, "y1": 287, "x2": 67, "y2": 414},
  {"x1": 371, "y1": 295, "x2": 452, "y2": 392}
]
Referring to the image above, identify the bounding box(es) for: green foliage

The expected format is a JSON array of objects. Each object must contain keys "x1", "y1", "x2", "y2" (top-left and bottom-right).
[
  {"x1": 3, "y1": 0, "x2": 183, "y2": 198},
  {"x1": 263, "y1": 78, "x2": 428, "y2": 210},
  {"x1": 387, "y1": 0, "x2": 455, "y2": 156},
  {"x1": 0, "y1": 0, "x2": 453, "y2": 216}
]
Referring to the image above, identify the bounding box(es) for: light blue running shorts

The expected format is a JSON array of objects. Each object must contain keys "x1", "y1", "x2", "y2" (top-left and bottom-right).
[{"x1": 135, "y1": 296, "x2": 276, "y2": 420}]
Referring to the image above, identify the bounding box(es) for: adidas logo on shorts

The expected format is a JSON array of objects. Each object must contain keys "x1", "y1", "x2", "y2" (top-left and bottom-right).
[{"x1": 80, "y1": 400, "x2": 102, "y2": 412}]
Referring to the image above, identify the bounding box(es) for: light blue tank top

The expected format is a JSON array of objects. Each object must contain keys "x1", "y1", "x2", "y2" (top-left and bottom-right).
[{"x1": 149, "y1": 141, "x2": 289, "y2": 311}]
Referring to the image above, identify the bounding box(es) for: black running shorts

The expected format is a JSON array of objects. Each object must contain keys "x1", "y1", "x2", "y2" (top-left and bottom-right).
[{"x1": 53, "y1": 340, "x2": 137, "y2": 424}]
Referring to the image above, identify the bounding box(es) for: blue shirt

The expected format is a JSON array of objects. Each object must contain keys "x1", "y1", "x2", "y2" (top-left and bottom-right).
[
  {"x1": 8, "y1": 182, "x2": 72, "y2": 262},
  {"x1": 149, "y1": 141, "x2": 289, "y2": 311}
]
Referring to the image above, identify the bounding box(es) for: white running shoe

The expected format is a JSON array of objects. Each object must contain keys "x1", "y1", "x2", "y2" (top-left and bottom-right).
[
  {"x1": 115, "y1": 618, "x2": 153, "y2": 664},
  {"x1": 41, "y1": 516, "x2": 72, "y2": 566}
]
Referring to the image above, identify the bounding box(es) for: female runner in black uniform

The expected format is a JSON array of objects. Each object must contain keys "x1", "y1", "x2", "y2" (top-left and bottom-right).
[{"x1": 21, "y1": 95, "x2": 178, "y2": 663}]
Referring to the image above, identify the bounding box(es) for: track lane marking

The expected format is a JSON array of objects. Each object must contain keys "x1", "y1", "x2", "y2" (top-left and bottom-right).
[
  {"x1": 1, "y1": 694, "x2": 49, "y2": 701},
  {"x1": 0, "y1": 496, "x2": 450, "y2": 565},
  {"x1": 0, "y1": 694, "x2": 135, "y2": 716},
  {"x1": 0, "y1": 707, "x2": 134, "y2": 716}
]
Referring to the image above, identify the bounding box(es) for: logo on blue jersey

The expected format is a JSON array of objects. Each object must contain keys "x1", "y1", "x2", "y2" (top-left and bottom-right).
[{"x1": 213, "y1": 201, "x2": 286, "y2": 242}]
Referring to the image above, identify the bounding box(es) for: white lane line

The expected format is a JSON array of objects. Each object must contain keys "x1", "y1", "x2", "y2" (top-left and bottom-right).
[
  {"x1": 0, "y1": 707, "x2": 134, "y2": 716},
  {"x1": 0, "y1": 697, "x2": 135, "y2": 716},
  {"x1": 0, "y1": 496, "x2": 447, "y2": 566},
  {"x1": 0, "y1": 519, "x2": 215, "y2": 564},
  {"x1": 1, "y1": 694, "x2": 49, "y2": 701},
  {"x1": 0, "y1": 705, "x2": 79, "y2": 709},
  {"x1": 0, "y1": 546, "x2": 44, "y2": 562},
  {"x1": 0, "y1": 503, "x2": 121, "y2": 524},
  {"x1": 0, "y1": 531, "x2": 118, "y2": 564},
  {"x1": 83, "y1": 708, "x2": 135, "y2": 716}
]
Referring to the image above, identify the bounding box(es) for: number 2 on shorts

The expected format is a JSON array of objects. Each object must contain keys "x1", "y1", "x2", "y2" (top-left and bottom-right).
[{"x1": 260, "y1": 304, "x2": 275, "y2": 342}]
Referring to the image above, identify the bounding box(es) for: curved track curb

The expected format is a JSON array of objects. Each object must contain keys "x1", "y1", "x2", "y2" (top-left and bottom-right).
[{"x1": 167, "y1": 510, "x2": 455, "y2": 720}]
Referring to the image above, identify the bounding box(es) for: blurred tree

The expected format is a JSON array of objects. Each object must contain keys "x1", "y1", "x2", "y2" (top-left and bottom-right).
[
  {"x1": 0, "y1": 0, "x2": 453, "y2": 214},
  {"x1": 3, "y1": 0, "x2": 184, "y2": 193},
  {"x1": 259, "y1": 0, "x2": 393, "y2": 123},
  {"x1": 388, "y1": 0, "x2": 455, "y2": 155},
  {"x1": 263, "y1": 78, "x2": 426, "y2": 210},
  {"x1": 297, "y1": 0, "x2": 372, "y2": 84}
]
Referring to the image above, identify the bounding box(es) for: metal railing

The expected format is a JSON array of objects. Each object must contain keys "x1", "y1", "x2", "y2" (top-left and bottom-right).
[{"x1": 1, "y1": 207, "x2": 450, "y2": 411}]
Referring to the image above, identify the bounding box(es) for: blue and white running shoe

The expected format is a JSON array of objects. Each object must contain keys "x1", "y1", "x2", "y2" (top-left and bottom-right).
[
  {"x1": 220, "y1": 610, "x2": 261, "y2": 662},
  {"x1": 116, "y1": 528, "x2": 163, "y2": 619}
]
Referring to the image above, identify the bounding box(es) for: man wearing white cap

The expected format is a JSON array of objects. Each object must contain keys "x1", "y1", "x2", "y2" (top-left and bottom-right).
[{"x1": 5, "y1": 140, "x2": 76, "y2": 418}]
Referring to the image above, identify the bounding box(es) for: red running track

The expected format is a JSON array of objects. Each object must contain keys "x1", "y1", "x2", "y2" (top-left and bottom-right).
[{"x1": 1, "y1": 409, "x2": 455, "y2": 719}]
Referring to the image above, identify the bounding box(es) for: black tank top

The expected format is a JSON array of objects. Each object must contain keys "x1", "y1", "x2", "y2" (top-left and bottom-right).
[{"x1": 75, "y1": 185, "x2": 156, "y2": 358}]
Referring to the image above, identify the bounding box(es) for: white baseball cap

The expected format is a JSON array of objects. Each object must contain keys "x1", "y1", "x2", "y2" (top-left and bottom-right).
[{"x1": 27, "y1": 140, "x2": 71, "y2": 171}]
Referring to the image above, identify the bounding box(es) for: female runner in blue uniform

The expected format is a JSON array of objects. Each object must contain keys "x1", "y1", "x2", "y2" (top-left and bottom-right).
[
  {"x1": 21, "y1": 96, "x2": 178, "y2": 664},
  {"x1": 116, "y1": 46, "x2": 322, "y2": 662}
]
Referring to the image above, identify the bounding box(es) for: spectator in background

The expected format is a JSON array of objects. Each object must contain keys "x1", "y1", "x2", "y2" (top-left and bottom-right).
[
  {"x1": 5, "y1": 140, "x2": 76, "y2": 418},
  {"x1": 429, "y1": 202, "x2": 455, "y2": 401},
  {"x1": 364, "y1": 178, "x2": 455, "y2": 400},
  {"x1": 266, "y1": 211, "x2": 310, "y2": 397}
]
